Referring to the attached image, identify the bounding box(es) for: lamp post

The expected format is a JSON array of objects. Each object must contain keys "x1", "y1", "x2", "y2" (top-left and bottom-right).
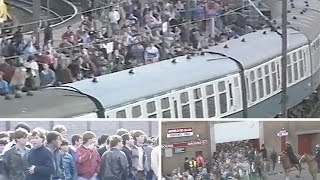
[{"x1": 280, "y1": 0, "x2": 288, "y2": 118}]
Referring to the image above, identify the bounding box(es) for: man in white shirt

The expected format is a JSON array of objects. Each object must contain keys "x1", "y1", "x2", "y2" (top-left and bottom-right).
[
  {"x1": 2, "y1": 123, "x2": 33, "y2": 154},
  {"x1": 131, "y1": 130, "x2": 148, "y2": 180}
]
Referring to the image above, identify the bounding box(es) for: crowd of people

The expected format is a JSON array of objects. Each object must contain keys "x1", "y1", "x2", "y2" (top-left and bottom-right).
[
  {"x1": 0, "y1": 122, "x2": 160, "y2": 180},
  {"x1": 164, "y1": 141, "x2": 279, "y2": 180},
  {"x1": 0, "y1": 0, "x2": 264, "y2": 96}
]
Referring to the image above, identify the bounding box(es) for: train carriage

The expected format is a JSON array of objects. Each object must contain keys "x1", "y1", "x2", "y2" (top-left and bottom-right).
[{"x1": 0, "y1": 0, "x2": 320, "y2": 118}]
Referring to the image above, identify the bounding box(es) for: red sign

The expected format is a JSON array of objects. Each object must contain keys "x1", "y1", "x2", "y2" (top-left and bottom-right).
[
  {"x1": 167, "y1": 128, "x2": 193, "y2": 134},
  {"x1": 162, "y1": 140, "x2": 208, "y2": 149}
]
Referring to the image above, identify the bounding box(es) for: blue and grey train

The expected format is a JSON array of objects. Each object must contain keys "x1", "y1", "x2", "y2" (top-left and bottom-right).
[{"x1": 1, "y1": 0, "x2": 320, "y2": 118}]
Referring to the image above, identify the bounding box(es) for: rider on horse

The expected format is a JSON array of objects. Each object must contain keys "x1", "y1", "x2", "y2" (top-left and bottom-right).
[
  {"x1": 284, "y1": 141, "x2": 300, "y2": 165},
  {"x1": 315, "y1": 144, "x2": 320, "y2": 170}
]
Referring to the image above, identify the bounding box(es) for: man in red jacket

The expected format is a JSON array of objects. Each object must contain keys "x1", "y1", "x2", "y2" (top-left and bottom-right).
[{"x1": 76, "y1": 131, "x2": 101, "y2": 180}]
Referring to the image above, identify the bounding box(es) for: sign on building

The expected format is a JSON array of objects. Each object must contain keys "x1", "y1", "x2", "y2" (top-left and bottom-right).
[
  {"x1": 167, "y1": 128, "x2": 193, "y2": 138},
  {"x1": 277, "y1": 130, "x2": 288, "y2": 137}
]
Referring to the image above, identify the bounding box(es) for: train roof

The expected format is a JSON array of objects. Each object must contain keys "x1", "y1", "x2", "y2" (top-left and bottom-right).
[
  {"x1": 0, "y1": 89, "x2": 96, "y2": 118},
  {"x1": 58, "y1": 52, "x2": 240, "y2": 109},
  {"x1": 58, "y1": 28, "x2": 307, "y2": 110}
]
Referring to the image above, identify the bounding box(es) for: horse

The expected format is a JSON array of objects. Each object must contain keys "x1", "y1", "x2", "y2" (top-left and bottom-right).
[
  {"x1": 299, "y1": 154, "x2": 319, "y2": 180},
  {"x1": 278, "y1": 152, "x2": 302, "y2": 178}
]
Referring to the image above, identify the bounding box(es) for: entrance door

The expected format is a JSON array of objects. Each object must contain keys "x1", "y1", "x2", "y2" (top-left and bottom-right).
[{"x1": 298, "y1": 134, "x2": 312, "y2": 155}]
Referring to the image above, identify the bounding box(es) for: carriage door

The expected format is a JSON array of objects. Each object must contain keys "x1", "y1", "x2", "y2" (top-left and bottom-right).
[{"x1": 298, "y1": 134, "x2": 312, "y2": 155}]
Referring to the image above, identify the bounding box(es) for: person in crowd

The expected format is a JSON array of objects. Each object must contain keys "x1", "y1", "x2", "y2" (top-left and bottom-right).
[
  {"x1": 46, "y1": 131, "x2": 64, "y2": 180},
  {"x1": 69, "y1": 134, "x2": 82, "y2": 160},
  {"x1": 151, "y1": 136, "x2": 160, "y2": 179},
  {"x1": 52, "y1": 125, "x2": 68, "y2": 139},
  {"x1": 3, "y1": 122, "x2": 32, "y2": 153},
  {"x1": 97, "y1": 134, "x2": 109, "y2": 157},
  {"x1": 121, "y1": 133, "x2": 134, "y2": 179},
  {"x1": 260, "y1": 144, "x2": 267, "y2": 160},
  {"x1": 0, "y1": 72, "x2": 9, "y2": 95},
  {"x1": 60, "y1": 139, "x2": 77, "y2": 180},
  {"x1": 270, "y1": 149, "x2": 277, "y2": 170},
  {"x1": 100, "y1": 135, "x2": 128, "y2": 180},
  {"x1": 2, "y1": 128, "x2": 30, "y2": 180},
  {"x1": 132, "y1": 130, "x2": 149, "y2": 180},
  {"x1": 76, "y1": 131, "x2": 101, "y2": 180},
  {"x1": 26, "y1": 128, "x2": 55, "y2": 180}
]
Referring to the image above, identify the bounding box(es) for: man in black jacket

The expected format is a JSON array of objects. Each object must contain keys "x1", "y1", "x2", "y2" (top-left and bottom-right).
[
  {"x1": 260, "y1": 144, "x2": 267, "y2": 160},
  {"x1": 121, "y1": 133, "x2": 135, "y2": 179},
  {"x1": 284, "y1": 142, "x2": 299, "y2": 165},
  {"x1": 100, "y1": 135, "x2": 128, "y2": 180}
]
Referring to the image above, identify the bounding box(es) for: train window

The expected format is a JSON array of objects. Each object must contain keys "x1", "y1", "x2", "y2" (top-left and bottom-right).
[
  {"x1": 182, "y1": 104, "x2": 190, "y2": 118},
  {"x1": 195, "y1": 101, "x2": 204, "y2": 118},
  {"x1": 287, "y1": 55, "x2": 291, "y2": 64},
  {"x1": 246, "y1": 78, "x2": 250, "y2": 98},
  {"x1": 162, "y1": 110, "x2": 171, "y2": 118},
  {"x1": 207, "y1": 96, "x2": 216, "y2": 117},
  {"x1": 116, "y1": 110, "x2": 126, "y2": 118},
  {"x1": 303, "y1": 52, "x2": 307, "y2": 72},
  {"x1": 294, "y1": 63, "x2": 299, "y2": 80},
  {"x1": 180, "y1": 92, "x2": 189, "y2": 104},
  {"x1": 299, "y1": 61, "x2": 304, "y2": 78},
  {"x1": 193, "y1": 88, "x2": 202, "y2": 99},
  {"x1": 161, "y1": 98, "x2": 170, "y2": 109},
  {"x1": 218, "y1": 81, "x2": 226, "y2": 92},
  {"x1": 271, "y1": 62, "x2": 276, "y2": 72},
  {"x1": 264, "y1": 65, "x2": 269, "y2": 75},
  {"x1": 293, "y1": 52, "x2": 297, "y2": 62},
  {"x1": 206, "y1": 85, "x2": 214, "y2": 95},
  {"x1": 251, "y1": 82, "x2": 257, "y2": 102},
  {"x1": 148, "y1": 114, "x2": 157, "y2": 118},
  {"x1": 288, "y1": 65, "x2": 293, "y2": 84},
  {"x1": 147, "y1": 101, "x2": 156, "y2": 113},
  {"x1": 257, "y1": 68, "x2": 262, "y2": 78},
  {"x1": 234, "y1": 77, "x2": 239, "y2": 87},
  {"x1": 272, "y1": 73, "x2": 277, "y2": 91},
  {"x1": 250, "y1": 71, "x2": 255, "y2": 81},
  {"x1": 258, "y1": 79, "x2": 264, "y2": 98},
  {"x1": 174, "y1": 101, "x2": 178, "y2": 118},
  {"x1": 132, "y1": 106, "x2": 141, "y2": 118},
  {"x1": 219, "y1": 93, "x2": 228, "y2": 114},
  {"x1": 298, "y1": 50, "x2": 303, "y2": 59},
  {"x1": 228, "y1": 83, "x2": 233, "y2": 99},
  {"x1": 265, "y1": 76, "x2": 271, "y2": 95}
]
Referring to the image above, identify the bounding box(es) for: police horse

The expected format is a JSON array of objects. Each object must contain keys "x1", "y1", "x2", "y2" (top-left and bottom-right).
[
  {"x1": 279, "y1": 152, "x2": 302, "y2": 179},
  {"x1": 299, "y1": 154, "x2": 319, "y2": 180}
]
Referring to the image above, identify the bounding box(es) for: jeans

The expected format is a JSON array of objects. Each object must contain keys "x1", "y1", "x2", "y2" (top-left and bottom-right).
[{"x1": 272, "y1": 160, "x2": 276, "y2": 170}]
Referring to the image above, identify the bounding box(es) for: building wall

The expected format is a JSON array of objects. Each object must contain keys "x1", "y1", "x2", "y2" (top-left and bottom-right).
[
  {"x1": 162, "y1": 121, "x2": 211, "y2": 175},
  {"x1": 0, "y1": 121, "x2": 159, "y2": 140},
  {"x1": 262, "y1": 121, "x2": 320, "y2": 155}
]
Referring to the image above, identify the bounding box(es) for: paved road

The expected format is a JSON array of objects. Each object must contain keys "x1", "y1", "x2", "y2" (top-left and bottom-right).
[{"x1": 264, "y1": 163, "x2": 313, "y2": 180}]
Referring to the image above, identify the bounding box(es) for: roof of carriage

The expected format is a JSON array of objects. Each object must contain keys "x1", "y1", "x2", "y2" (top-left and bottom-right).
[{"x1": 58, "y1": 28, "x2": 308, "y2": 109}]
